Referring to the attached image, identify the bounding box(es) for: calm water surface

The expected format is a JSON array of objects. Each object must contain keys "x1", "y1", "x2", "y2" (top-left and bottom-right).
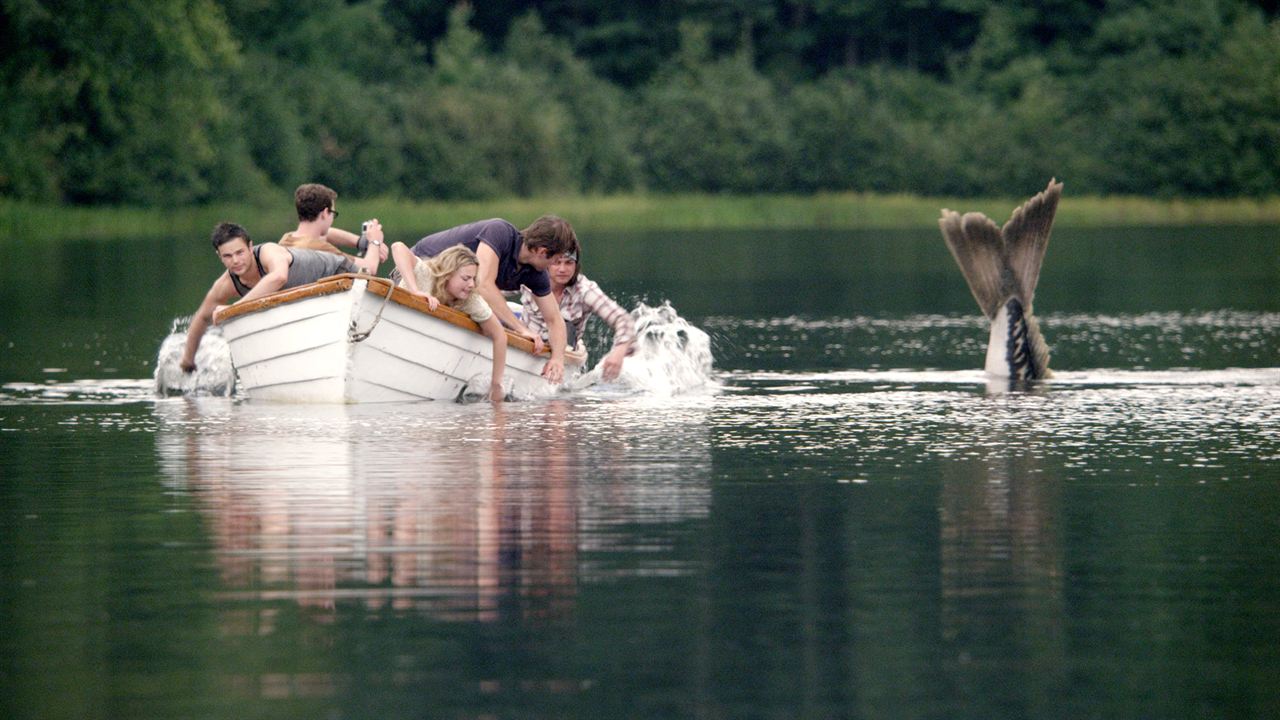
[{"x1": 1, "y1": 224, "x2": 1278, "y2": 719}]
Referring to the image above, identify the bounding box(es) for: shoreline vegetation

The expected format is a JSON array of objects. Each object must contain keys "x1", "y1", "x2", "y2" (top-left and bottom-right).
[{"x1": 4, "y1": 194, "x2": 1280, "y2": 242}]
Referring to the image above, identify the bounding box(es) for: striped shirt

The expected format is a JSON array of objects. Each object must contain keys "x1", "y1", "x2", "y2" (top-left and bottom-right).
[{"x1": 520, "y1": 274, "x2": 635, "y2": 353}]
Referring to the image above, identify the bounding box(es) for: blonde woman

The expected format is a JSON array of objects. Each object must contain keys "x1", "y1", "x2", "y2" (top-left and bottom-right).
[{"x1": 391, "y1": 243, "x2": 508, "y2": 402}]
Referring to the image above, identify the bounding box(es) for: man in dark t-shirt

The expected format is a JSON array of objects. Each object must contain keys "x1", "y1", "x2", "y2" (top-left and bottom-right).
[{"x1": 405, "y1": 215, "x2": 574, "y2": 384}]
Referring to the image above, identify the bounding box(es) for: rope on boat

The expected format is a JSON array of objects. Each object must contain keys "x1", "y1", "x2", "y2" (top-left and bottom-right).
[{"x1": 349, "y1": 278, "x2": 395, "y2": 343}]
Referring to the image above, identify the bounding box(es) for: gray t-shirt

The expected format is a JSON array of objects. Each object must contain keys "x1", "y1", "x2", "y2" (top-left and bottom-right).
[{"x1": 230, "y1": 246, "x2": 356, "y2": 297}]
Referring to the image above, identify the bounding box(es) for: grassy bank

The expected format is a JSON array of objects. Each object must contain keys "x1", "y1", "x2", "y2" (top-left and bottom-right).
[{"x1": 4, "y1": 192, "x2": 1280, "y2": 242}]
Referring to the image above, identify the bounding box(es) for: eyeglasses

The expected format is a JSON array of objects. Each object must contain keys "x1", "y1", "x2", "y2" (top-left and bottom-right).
[{"x1": 329, "y1": 207, "x2": 340, "y2": 218}]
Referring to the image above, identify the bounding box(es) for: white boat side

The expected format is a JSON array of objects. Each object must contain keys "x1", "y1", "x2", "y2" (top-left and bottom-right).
[{"x1": 217, "y1": 274, "x2": 584, "y2": 403}]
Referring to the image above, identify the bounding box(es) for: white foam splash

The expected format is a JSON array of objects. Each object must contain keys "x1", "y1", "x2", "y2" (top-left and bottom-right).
[
  {"x1": 573, "y1": 301, "x2": 716, "y2": 397},
  {"x1": 153, "y1": 318, "x2": 236, "y2": 397}
]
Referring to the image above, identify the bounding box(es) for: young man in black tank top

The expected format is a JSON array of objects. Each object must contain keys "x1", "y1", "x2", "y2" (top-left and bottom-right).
[{"x1": 179, "y1": 222, "x2": 383, "y2": 374}]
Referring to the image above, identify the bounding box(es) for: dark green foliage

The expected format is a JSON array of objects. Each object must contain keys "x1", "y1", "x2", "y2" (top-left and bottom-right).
[
  {"x1": 639, "y1": 23, "x2": 791, "y2": 193},
  {"x1": 2, "y1": 0, "x2": 1278, "y2": 204}
]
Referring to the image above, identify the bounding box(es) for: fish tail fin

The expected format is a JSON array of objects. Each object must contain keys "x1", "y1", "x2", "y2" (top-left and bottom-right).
[
  {"x1": 939, "y1": 178, "x2": 1063, "y2": 317},
  {"x1": 1000, "y1": 178, "x2": 1062, "y2": 305},
  {"x1": 939, "y1": 208, "x2": 1008, "y2": 319}
]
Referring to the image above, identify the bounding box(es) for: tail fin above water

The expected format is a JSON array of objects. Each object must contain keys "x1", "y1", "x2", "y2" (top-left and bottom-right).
[{"x1": 939, "y1": 179, "x2": 1062, "y2": 318}]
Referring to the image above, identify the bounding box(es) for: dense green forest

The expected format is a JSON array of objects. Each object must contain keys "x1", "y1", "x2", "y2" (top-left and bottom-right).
[{"x1": 2, "y1": 0, "x2": 1278, "y2": 206}]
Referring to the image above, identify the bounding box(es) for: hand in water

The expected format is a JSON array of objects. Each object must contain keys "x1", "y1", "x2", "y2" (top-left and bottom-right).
[
  {"x1": 601, "y1": 347, "x2": 627, "y2": 382},
  {"x1": 542, "y1": 358, "x2": 564, "y2": 384}
]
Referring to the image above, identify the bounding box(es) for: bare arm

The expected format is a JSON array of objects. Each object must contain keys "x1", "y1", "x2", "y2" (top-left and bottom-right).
[
  {"x1": 350, "y1": 220, "x2": 384, "y2": 275},
  {"x1": 328, "y1": 224, "x2": 389, "y2": 262},
  {"x1": 532, "y1": 292, "x2": 566, "y2": 384},
  {"x1": 233, "y1": 244, "x2": 292, "y2": 306},
  {"x1": 325, "y1": 227, "x2": 359, "y2": 249},
  {"x1": 473, "y1": 243, "x2": 542, "y2": 351},
  {"x1": 581, "y1": 279, "x2": 635, "y2": 381},
  {"x1": 479, "y1": 314, "x2": 508, "y2": 403},
  {"x1": 179, "y1": 275, "x2": 237, "y2": 373},
  {"x1": 390, "y1": 242, "x2": 438, "y2": 309}
]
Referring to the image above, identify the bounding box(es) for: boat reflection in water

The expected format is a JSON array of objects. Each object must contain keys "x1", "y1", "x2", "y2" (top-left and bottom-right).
[{"x1": 153, "y1": 397, "x2": 713, "y2": 628}]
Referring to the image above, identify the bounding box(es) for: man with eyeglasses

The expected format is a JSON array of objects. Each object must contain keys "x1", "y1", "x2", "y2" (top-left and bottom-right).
[{"x1": 279, "y1": 183, "x2": 389, "y2": 264}]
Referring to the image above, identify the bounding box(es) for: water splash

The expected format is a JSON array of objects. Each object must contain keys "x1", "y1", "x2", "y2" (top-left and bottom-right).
[
  {"x1": 152, "y1": 317, "x2": 236, "y2": 397},
  {"x1": 574, "y1": 301, "x2": 716, "y2": 396}
]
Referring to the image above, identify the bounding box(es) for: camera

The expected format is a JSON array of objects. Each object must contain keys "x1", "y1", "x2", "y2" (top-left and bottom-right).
[{"x1": 357, "y1": 221, "x2": 373, "y2": 255}]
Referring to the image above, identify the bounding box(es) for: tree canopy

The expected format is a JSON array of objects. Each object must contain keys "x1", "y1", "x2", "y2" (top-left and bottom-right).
[{"x1": 2, "y1": 0, "x2": 1277, "y2": 204}]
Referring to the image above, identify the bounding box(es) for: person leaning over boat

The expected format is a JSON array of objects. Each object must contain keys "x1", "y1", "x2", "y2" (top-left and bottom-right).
[
  {"x1": 519, "y1": 246, "x2": 635, "y2": 382},
  {"x1": 392, "y1": 216, "x2": 573, "y2": 384},
  {"x1": 391, "y1": 245, "x2": 508, "y2": 402},
  {"x1": 179, "y1": 221, "x2": 383, "y2": 373},
  {"x1": 278, "y1": 183, "x2": 389, "y2": 263}
]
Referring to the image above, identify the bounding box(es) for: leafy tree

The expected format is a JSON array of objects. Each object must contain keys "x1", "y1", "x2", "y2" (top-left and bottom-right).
[
  {"x1": 639, "y1": 22, "x2": 791, "y2": 192},
  {"x1": 1, "y1": 0, "x2": 264, "y2": 203},
  {"x1": 502, "y1": 12, "x2": 641, "y2": 193}
]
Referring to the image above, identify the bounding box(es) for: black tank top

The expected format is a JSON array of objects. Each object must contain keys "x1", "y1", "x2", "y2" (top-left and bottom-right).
[{"x1": 229, "y1": 245, "x2": 285, "y2": 297}]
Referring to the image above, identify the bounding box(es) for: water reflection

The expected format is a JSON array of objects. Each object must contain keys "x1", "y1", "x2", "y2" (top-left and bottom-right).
[
  {"x1": 938, "y1": 443, "x2": 1066, "y2": 715},
  {"x1": 153, "y1": 398, "x2": 712, "y2": 628}
]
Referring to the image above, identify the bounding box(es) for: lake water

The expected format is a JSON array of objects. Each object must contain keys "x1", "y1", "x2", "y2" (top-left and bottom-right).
[{"x1": 1, "y1": 222, "x2": 1278, "y2": 719}]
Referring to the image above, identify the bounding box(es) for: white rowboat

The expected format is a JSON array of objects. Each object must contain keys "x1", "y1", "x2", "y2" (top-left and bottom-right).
[{"x1": 217, "y1": 274, "x2": 584, "y2": 403}]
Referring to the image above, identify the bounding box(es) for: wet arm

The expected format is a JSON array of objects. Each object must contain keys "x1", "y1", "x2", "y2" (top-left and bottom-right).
[
  {"x1": 532, "y1": 292, "x2": 566, "y2": 383},
  {"x1": 582, "y1": 281, "x2": 635, "y2": 380},
  {"x1": 473, "y1": 244, "x2": 532, "y2": 337},
  {"x1": 479, "y1": 314, "x2": 508, "y2": 403},
  {"x1": 180, "y1": 276, "x2": 235, "y2": 372}
]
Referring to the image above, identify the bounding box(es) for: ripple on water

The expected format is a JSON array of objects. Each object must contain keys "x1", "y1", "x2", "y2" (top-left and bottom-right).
[{"x1": 706, "y1": 310, "x2": 1280, "y2": 370}]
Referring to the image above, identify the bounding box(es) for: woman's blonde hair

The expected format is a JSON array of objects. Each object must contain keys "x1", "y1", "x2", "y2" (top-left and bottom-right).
[{"x1": 419, "y1": 245, "x2": 480, "y2": 301}]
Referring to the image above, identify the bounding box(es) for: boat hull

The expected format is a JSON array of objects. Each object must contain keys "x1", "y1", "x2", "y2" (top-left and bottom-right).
[{"x1": 218, "y1": 275, "x2": 582, "y2": 403}]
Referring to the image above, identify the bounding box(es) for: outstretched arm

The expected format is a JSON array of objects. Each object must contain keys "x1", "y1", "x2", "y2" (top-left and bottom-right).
[
  {"x1": 479, "y1": 314, "x2": 508, "y2": 403},
  {"x1": 180, "y1": 275, "x2": 237, "y2": 373},
  {"x1": 532, "y1": 292, "x2": 566, "y2": 384},
  {"x1": 581, "y1": 280, "x2": 635, "y2": 381},
  {"x1": 473, "y1": 243, "x2": 544, "y2": 353}
]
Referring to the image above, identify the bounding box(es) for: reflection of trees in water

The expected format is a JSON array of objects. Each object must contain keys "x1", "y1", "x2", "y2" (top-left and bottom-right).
[{"x1": 701, "y1": 413, "x2": 1065, "y2": 719}]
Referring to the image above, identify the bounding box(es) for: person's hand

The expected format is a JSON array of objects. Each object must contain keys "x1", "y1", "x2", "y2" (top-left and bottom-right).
[
  {"x1": 541, "y1": 357, "x2": 564, "y2": 384},
  {"x1": 364, "y1": 220, "x2": 388, "y2": 260},
  {"x1": 601, "y1": 346, "x2": 627, "y2": 382},
  {"x1": 413, "y1": 291, "x2": 439, "y2": 311},
  {"x1": 180, "y1": 357, "x2": 196, "y2": 374},
  {"x1": 522, "y1": 328, "x2": 544, "y2": 356},
  {"x1": 489, "y1": 382, "x2": 505, "y2": 403}
]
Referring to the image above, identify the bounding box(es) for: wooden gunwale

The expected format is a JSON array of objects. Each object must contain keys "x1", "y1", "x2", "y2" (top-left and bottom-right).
[{"x1": 216, "y1": 273, "x2": 585, "y2": 363}]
